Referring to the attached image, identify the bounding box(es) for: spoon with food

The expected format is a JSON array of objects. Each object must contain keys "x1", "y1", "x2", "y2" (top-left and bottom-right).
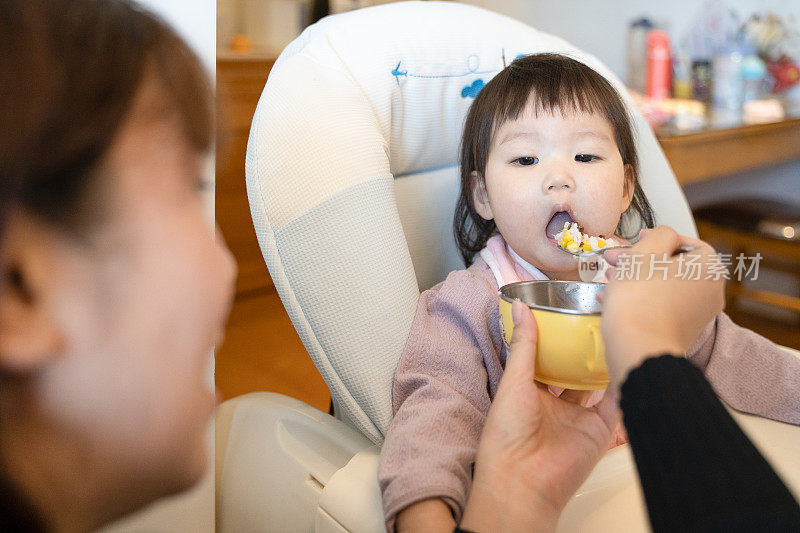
[
  {"x1": 554, "y1": 221, "x2": 625, "y2": 257},
  {"x1": 554, "y1": 221, "x2": 698, "y2": 258}
]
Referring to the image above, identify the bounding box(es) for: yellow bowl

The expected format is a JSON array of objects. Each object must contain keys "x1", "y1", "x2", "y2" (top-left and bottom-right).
[{"x1": 498, "y1": 281, "x2": 608, "y2": 390}]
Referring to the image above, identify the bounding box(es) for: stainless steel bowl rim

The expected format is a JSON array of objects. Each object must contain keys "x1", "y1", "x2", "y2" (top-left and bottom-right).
[{"x1": 497, "y1": 280, "x2": 602, "y2": 316}]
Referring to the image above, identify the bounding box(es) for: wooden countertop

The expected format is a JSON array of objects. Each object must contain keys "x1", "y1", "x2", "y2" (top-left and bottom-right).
[{"x1": 655, "y1": 106, "x2": 800, "y2": 185}]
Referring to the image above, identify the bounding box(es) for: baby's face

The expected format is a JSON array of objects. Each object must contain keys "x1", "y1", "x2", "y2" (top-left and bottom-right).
[{"x1": 473, "y1": 105, "x2": 633, "y2": 279}]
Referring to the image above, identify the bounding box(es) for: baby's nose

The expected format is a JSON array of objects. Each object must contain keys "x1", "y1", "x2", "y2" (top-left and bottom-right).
[{"x1": 543, "y1": 168, "x2": 574, "y2": 192}]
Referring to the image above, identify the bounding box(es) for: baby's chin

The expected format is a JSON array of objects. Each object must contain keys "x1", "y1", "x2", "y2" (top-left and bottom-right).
[
  {"x1": 541, "y1": 262, "x2": 581, "y2": 281},
  {"x1": 525, "y1": 248, "x2": 581, "y2": 279}
]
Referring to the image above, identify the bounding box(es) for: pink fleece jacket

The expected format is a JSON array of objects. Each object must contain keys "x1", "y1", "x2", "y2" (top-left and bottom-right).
[{"x1": 377, "y1": 254, "x2": 800, "y2": 531}]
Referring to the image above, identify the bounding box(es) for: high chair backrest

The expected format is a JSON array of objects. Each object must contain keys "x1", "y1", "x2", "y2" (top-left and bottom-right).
[{"x1": 245, "y1": 0, "x2": 696, "y2": 444}]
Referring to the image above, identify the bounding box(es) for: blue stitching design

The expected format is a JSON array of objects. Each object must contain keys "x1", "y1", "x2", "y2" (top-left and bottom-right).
[
  {"x1": 391, "y1": 51, "x2": 528, "y2": 99},
  {"x1": 391, "y1": 54, "x2": 499, "y2": 86}
]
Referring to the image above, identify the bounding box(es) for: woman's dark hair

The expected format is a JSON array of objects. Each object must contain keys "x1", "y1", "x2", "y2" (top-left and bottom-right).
[
  {"x1": 0, "y1": 1, "x2": 212, "y2": 529},
  {"x1": 0, "y1": 0, "x2": 213, "y2": 234},
  {"x1": 453, "y1": 53, "x2": 655, "y2": 266}
]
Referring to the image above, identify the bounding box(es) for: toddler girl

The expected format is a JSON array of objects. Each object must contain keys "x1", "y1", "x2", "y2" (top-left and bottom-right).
[{"x1": 378, "y1": 53, "x2": 800, "y2": 531}]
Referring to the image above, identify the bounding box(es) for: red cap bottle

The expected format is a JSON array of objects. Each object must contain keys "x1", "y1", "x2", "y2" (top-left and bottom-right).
[{"x1": 646, "y1": 30, "x2": 671, "y2": 99}]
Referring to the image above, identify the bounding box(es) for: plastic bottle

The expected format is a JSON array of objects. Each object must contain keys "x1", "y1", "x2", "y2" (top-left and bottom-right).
[
  {"x1": 673, "y1": 49, "x2": 693, "y2": 99},
  {"x1": 692, "y1": 60, "x2": 712, "y2": 103},
  {"x1": 626, "y1": 18, "x2": 653, "y2": 94},
  {"x1": 712, "y1": 44, "x2": 744, "y2": 109},
  {"x1": 646, "y1": 30, "x2": 672, "y2": 99},
  {"x1": 741, "y1": 45, "x2": 766, "y2": 102}
]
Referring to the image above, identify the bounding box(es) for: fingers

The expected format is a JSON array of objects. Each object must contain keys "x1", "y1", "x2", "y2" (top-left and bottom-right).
[
  {"x1": 595, "y1": 389, "x2": 621, "y2": 432},
  {"x1": 602, "y1": 248, "x2": 627, "y2": 266},
  {"x1": 504, "y1": 301, "x2": 539, "y2": 383},
  {"x1": 632, "y1": 225, "x2": 682, "y2": 257},
  {"x1": 605, "y1": 226, "x2": 717, "y2": 268},
  {"x1": 639, "y1": 227, "x2": 718, "y2": 258},
  {"x1": 559, "y1": 389, "x2": 595, "y2": 407},
  {"x1": 675, "y1": 234, "x2": 704, "y2": 248},
  {"x1": 676, "y1": 236, "x2": 717, "y2": 260}
]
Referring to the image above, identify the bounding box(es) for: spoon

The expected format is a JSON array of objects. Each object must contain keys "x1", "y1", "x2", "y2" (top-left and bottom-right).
[{"x1": 559, "y1": 244, "x2": 700, "y2": 258}]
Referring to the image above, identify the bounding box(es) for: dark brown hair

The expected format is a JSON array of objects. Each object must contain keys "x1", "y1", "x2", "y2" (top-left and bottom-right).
[
  {"x1": 0, "y1": 0, "x2": 213, "y2": 234},
  {"x1": 0, "y1": 1, "x2": 212, "y2": 529},
  {"x1": 453, "y1": 53, "x2": 655, "y2": 266}
]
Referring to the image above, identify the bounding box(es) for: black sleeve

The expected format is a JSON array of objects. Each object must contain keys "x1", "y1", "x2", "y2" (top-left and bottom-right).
[{"x1": 620, "y1": 354, "x2": 800, "y2": 532}]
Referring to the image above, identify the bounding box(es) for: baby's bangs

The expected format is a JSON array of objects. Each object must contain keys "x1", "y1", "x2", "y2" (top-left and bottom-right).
[{"x1": 490, "y1": 55, "x2": 611, "y2": 135}]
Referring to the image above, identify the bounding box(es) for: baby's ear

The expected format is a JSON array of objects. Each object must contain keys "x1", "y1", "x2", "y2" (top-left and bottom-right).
[
  {"x1": 621, "y1": 164, "x2": 635, "y2": 212},
  {"x1": 470, "y1": 171, "x2": 494, "y2": 221}
]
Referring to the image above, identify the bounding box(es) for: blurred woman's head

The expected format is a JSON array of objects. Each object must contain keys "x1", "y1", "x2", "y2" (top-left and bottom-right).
[{"x1": 0, "y1": 0, "x2": 234, "y2": 529}]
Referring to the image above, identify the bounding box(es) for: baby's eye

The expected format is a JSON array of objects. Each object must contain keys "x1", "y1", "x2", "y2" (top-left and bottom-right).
[
  {"x1": 513, "y1": 156, "x2": 539, "y2": 166},
  {"x1": 575, "y1": 154, "x2": 600, "y2": 163}
]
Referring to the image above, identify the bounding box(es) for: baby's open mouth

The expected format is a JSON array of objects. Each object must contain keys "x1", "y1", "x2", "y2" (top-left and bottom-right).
[
  {"x1": 546, "y1": 211, "x2": 576, "y2": 239},
  {"x1": 547, "y1": 212, "x2": 619, "y2": 254}
]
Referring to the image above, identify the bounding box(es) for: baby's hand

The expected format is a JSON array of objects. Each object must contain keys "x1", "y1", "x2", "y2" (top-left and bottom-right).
[{"x1": 609, "y1": 423, "x2": 629, "y2": 449}]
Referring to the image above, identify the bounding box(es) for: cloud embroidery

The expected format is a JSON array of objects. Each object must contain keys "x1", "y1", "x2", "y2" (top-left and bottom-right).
[{"x1": 461, "y1": 78, "x2": 485, "y2": 98}]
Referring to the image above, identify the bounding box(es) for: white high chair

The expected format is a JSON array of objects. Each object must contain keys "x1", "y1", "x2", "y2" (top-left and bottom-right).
[{"x1": 216, "y1": 2, "x2": 800, "y2": 531}]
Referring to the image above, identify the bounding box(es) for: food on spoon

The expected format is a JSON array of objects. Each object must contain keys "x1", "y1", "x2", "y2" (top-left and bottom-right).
[{"x1": 554, "y1": 222, "x2": 617, "y2": 254}]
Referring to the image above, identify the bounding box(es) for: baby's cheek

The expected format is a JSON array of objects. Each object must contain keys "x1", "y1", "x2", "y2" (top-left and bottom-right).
[{"x1": 583, "y1": 186, "x2": 623, "y2": 231}]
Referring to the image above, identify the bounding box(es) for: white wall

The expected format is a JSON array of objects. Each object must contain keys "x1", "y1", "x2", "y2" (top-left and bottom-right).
[
  {"x1": 135, "y1": 0, "x2": 216, "y2": 74},
  {"x1": 461, "y1": 0, "x2": 799, "y2": 81}
]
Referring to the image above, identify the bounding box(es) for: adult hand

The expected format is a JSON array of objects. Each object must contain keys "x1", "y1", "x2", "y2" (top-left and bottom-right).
[
  {"x1": 600, "y1": 226, "x2": 725, "y2": 391},
  {"x1": 460, "y1": 301, "x2": 619, "y2": 532}
]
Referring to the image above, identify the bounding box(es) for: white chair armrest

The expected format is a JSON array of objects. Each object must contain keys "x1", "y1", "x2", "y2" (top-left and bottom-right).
[
  {"x1": 316, "y1": 446, "x2": 384, "y2": 533},
  {"x1": 216, "y1": 392, "x2": 374, "y2": 532}
]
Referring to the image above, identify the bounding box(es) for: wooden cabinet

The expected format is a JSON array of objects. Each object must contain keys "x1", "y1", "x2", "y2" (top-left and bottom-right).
[{"x1": 216, "y1": 55, "x2": 276, "y2": 295}]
